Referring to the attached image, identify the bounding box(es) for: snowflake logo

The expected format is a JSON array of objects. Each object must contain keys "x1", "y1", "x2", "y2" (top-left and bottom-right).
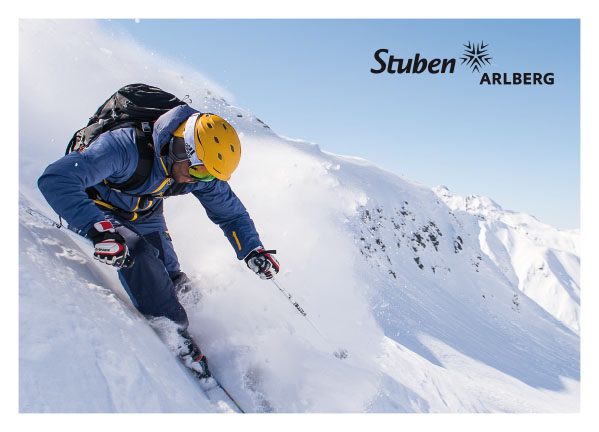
[{"x1": 460, "y1": 41, "x2": 492, "y2": 73}]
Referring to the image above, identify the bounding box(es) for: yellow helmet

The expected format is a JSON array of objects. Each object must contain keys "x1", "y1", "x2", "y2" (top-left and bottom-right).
[{"x1": 175, "y1": 113, "x2": 241, "y2": 181}]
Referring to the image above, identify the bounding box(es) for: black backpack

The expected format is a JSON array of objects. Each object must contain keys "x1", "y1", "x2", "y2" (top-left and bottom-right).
[{"x1": 66, "y1": 83, "x2": 188, "y2": 192}]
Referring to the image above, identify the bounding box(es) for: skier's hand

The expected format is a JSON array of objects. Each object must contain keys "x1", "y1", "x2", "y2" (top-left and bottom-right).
[
  {"x1": 88, "y1": 221, "x2": 133, "y2": 268},
  {"x1": 245, "y1": 248, "x2": 279, "y2": 280}
]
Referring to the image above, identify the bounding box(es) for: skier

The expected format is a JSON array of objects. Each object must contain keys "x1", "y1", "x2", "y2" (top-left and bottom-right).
[{"x1": 37, "y1": 103, "x2": 279, "y2": 383}]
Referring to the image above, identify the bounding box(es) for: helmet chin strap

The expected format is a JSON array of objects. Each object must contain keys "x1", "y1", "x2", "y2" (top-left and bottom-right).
[{"x1": 164, "y1": 153, "x2": 175, "y2": 176}]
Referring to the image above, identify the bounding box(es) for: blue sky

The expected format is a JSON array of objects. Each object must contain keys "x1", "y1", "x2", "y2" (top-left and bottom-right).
[{"x1": 101, "y1": 19, "x2": 580, "y2": 229}]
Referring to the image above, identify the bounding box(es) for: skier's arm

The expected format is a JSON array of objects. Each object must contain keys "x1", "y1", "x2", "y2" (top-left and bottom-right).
[
  {"x1": 37, "y1": 129, "x2": 139, "y2": 234},
  {"x1": 191, "y1": 181, "x2": 263, "y2": 260}
]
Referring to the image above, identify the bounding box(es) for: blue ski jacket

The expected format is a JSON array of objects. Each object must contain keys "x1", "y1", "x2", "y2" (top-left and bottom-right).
[{"x1": 38, "y1": 104, "x2": 262, "y2": 260}]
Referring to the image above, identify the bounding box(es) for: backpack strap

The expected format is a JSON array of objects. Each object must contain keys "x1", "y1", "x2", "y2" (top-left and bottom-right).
[
  {"x1": 86, "y1": 186, "x2": 164, "y2": 222},
  {"x1": 104, "y1": 125, "x2": 155, "y2": 192}
]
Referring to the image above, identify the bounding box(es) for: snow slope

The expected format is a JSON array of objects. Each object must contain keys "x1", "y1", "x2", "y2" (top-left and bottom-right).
[
  {"x1": 19, "y1": 198, "x2": 216, "y2": 412},
  {"x1": 19, "y1": 20, "x2": 580, "y2": 413}
]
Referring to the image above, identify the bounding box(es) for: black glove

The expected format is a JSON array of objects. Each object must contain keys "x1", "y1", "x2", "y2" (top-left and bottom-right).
[
  {"x1": 245, "y1": 248, "x2": 279, "y2": 280},
  {"x1": 88, "y1": 221, "x2": 133, "y2": 268},
  {"x1": 172, "y1": 271, "x2": 193, "y2": 296}
]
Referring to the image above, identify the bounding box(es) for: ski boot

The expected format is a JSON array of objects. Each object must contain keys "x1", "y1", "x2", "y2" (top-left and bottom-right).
[{"x1": 177, "y1": 329, "x2": 217, "y2": 390}]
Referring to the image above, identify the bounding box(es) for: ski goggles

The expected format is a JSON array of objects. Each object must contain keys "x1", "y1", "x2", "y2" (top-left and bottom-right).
[
  {"x1": 189, "y1": 163, "x2": 215, "y2": 182},
  {"x1": 169, "y1": 135, "x2": 215, "y2": 181}
]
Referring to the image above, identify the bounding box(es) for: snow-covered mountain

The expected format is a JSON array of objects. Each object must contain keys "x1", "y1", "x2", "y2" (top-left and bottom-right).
[
  {"x1": 18, "y1": 20, "x2": 580, "y2": 413},
  {"x1": 434, "y1": 185, "x2": 580, "y2": 333}
]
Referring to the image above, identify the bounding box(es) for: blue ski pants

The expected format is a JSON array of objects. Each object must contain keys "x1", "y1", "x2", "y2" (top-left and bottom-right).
[{"x1": 81, "y1": 208, "x2": 189, "y2": 328}]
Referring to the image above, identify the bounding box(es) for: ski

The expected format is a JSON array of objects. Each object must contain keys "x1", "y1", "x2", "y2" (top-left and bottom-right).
[
  {"x1": 209, "y1": 378, "x2": 246, "y2": 413},
  {"x1": 169, "y1": 328, "x2": 246, "y2": 413},
  {"x1": 183, "y1": 360, "x2": 246, "y2": 413}
]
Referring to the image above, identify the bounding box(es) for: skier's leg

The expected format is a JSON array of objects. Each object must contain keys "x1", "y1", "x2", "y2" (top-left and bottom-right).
[
  {"x1": 102, "y1": 216, "x2": 189, "y2": 328},
  {"x1": 129, "y1": 211, "x2": 182, "y2": 280},
  {"x1": 142, "y1": 230, "x2": 183, "y2": 280},
  {"x1": 130, "y1": 212, "x2": 195, "y2": 298}
]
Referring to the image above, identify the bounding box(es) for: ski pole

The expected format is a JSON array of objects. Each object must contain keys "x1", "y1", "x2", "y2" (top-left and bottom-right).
[
  {"x1": 21, "y1": 204, "x2": 64, "y2": 229},
  {"x1": 21, "y1": 204, "x2": 87, "y2": 246},
  {"x1": 271, "y1": 278, "x2": 348, "y2": 359},
  {"x1": 21, "y1": 204, "x2": 134, "y2": 268},
  {"x1": 271, "y1": 277, "x2": 306, "y2": 316}
]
